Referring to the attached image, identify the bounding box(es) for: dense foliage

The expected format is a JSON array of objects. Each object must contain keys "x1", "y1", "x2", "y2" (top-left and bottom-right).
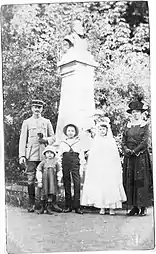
[{"x1": 2, "y1": 2, "x2": 150, "y2": 180}]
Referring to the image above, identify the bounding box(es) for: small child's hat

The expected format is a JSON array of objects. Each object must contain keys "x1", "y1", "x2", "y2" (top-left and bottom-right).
[{"x1": 43, "y1": 145, "x2": 56, "y2": 156}]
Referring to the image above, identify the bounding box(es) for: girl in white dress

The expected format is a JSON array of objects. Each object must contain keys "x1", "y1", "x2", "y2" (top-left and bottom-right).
[{"x1": 81, "y1": 119, "x2": 127, "y2": 215}]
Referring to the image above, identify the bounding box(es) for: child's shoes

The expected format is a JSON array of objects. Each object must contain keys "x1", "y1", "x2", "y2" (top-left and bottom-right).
[
  {"x1": 99, "y1": 208, "x2": 105, "y2": 215},
  {"x1": 37, "y1": 200, "x2": 45, "y2": 214},
  {"x1": 109, "y1": 209, "x2": 115, "y2": 215},
  {"x1": 47, "y1": 202, "x2": 54, "y2": 215}
]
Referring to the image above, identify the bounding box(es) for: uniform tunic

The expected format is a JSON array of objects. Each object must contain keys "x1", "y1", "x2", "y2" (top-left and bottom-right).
[
  {"x1": 122, "y1": 121, "x2": 152, "y2": 208},
  {"x1": 19, "y1": 115, "x2": 55, "y2": 186},
  {"x1": 19, "y1": 115, "x2": 55, "y2": 161}
]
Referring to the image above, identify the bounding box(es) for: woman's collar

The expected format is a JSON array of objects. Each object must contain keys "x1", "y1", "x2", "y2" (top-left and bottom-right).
[{"x1": 127, "y1": 120, "x2": 147, "y2": 128}]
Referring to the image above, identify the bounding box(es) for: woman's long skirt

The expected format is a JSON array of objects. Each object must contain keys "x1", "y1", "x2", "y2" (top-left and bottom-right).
[{"x1": 123, "y1": 150, "x2": 152, "y2": 208}]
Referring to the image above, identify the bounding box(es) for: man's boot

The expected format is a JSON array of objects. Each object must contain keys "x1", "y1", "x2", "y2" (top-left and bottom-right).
[
  {"x1": 52, "y1": 195, "x2": 62, "y2": 213},
  {"x1": 38, "y1": 200, "x2": 45, "y2": 214},
  {"x1": 27, "y1": 184, "x2": 35, "y2": 213},
  {"x1": 46, "y1": 202, "x2": 54, "y2": 215},
  {"x1": 28, "y1": 200, "x2": 35, "y2": 213}
]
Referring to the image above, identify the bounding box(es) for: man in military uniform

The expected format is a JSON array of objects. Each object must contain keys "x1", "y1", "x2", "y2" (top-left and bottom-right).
[{"x1": 19, "y1": 99, "x2": 62, "y2": 213}]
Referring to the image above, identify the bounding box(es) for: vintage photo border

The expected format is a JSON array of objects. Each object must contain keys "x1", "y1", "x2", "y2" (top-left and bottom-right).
[{"x1": 0, "y1": 0, "x2": 156, "y2": 253}]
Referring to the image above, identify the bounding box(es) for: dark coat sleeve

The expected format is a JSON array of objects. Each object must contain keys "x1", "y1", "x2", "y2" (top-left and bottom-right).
[
  {"x1": 133, "y1": 124, "x2": 149, "y2": 156},
  {"x1": 122, "y1": 128, "x2": 131, "y2": 155}
]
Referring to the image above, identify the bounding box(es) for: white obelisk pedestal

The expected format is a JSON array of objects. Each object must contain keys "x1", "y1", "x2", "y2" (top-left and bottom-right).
[{"x1": 55, "y1": 48, "x2": 97, "y2": 150}]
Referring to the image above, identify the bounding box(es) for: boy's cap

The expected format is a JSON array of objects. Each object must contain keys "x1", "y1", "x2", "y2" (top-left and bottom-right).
[
  {"x1": 31, "y1": 99, "x2": 45, "y2": 107},
  {"x1": 63, "y1": 124, "x2": 79, "y2": 137},
  {"x1": 43, "y1": 145, "x2": 56, "y2": 156}
]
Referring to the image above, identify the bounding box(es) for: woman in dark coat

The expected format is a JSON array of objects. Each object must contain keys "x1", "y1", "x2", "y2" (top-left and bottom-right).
[{"x1": 122, "y1": 98, "x2": 152, "y2": 216}]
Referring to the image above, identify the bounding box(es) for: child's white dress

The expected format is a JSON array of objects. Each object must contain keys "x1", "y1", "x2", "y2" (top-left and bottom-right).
[{"x1": 81, "y1": 125, "x2": 127, "y2": 209}]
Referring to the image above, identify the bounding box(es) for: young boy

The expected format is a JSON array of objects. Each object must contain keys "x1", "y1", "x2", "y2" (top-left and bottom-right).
[
  {"x1": 58, "y1": 124, "x2": 85, "y2": 214},
  {"x1": 36, "y1": 145, "x2": 62, "y2": 214}
]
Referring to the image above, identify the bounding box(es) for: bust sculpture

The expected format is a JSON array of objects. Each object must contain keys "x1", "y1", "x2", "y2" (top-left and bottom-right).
[
  {"x1": 58, "y1": 19, "x2": 97, "y2": 67},
  {"x1": 64, "y1": 20, "x2": 88, "y2": 52}
]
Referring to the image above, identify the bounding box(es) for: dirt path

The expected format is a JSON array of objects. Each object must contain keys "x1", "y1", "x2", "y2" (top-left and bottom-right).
[{"x1": 6, "y1": 205, "x2": 155, "y2": 253}]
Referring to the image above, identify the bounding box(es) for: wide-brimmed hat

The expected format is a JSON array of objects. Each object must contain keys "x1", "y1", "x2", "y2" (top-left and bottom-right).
[
  {"x1": 63, "y1": 124, "x2": 79, "y2": 137},
  {"x1": 127, "y1": 99, "x2": 146, "y2": 114},
  {"x1": 31, "y1": 99, "x2": 45, "y2": 107},
  {"x1": 42, "y1": 145, "x2": 56, "y2": 156}
]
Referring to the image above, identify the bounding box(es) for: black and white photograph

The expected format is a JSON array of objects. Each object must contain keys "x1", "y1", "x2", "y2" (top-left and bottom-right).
[{"x1": 1, "y1": 0, "x2": 155, "y2": 252}]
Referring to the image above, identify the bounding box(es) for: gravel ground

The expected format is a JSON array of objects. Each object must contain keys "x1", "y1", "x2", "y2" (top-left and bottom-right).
[{"x1": 6, "y1": 205, "x2": 155, "y2": 253}]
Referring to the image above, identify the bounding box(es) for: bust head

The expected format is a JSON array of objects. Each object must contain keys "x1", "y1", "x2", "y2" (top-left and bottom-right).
[{"x1": 73, "y1": 20, "x2": 84, "y2": 36}]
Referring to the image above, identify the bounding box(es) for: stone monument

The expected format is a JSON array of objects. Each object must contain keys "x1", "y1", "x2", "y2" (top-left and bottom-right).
[{"x1": 56, "y1": 20, "x2": 97, "y2": 150}]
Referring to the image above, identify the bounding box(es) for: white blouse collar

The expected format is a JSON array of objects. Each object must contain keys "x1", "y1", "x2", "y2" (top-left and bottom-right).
[{"x1": 127, "y1": 120, "x2": 147, "y2": 128}]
